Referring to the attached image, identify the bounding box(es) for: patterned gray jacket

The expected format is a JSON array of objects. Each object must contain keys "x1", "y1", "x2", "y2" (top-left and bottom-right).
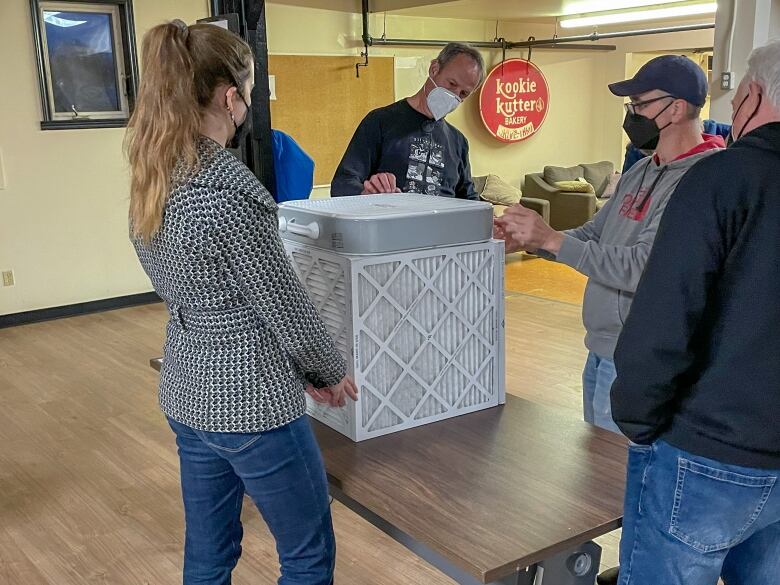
[{"x1": 133, "y1": 137, "x2": 346, "y2": 433}]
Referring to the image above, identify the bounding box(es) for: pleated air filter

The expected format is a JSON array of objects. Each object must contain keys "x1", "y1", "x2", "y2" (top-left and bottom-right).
[{"x1": 280, "y1": 195, "x2": 505, "y2": 441}]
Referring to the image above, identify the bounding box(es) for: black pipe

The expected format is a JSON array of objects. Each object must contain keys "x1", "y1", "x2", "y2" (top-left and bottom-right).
[
  {"x1": 357, "y1": 0, "x2": 371, "y2": 76},
  {"x1": 544, "y1": 44, "x2": 615, "y2": 51},
  {"x1": 366, "y1": 22, "x2": 714, "y2": 50},
  {"x1": 367, "y1": 37, "x2": 615, "y2": 51},
  {"x1": 369, "y1": 38, "x2": 507, "y2": 48},
  {"x1": 362, "y1": 0, "x2": 370, "y2": 47},
  {"x1": 507, "y1": 22, "x2": 715, "y2": 48}
]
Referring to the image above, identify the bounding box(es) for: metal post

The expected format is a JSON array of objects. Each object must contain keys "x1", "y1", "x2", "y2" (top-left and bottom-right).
[
  {"x1": 209, "y1": 0, "x2": 276, "y2": 195},
  {"x1": 245, "y1": 0, "x2": 276, "y2": 195}
]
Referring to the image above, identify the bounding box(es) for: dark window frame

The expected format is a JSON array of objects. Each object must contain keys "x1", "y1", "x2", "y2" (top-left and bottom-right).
[{"x1": 29, "y1": 0, "x2": 139, "y2": 130}]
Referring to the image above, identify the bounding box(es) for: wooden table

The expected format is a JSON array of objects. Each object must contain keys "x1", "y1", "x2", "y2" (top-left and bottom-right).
[{"x1": 149, "y1": 358, "x2": 627, "y2": 584}]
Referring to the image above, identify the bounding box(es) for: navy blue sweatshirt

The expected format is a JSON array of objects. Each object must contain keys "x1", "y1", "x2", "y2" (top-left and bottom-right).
[
  {"x1": 612, "y1": 122, "x2": 780, "y2": 469},
  {"x1": 331, "y1": 100, "x2": 478, "y2": 199}
]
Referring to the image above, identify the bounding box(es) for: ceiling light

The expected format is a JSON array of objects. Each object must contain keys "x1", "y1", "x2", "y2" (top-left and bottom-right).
[
  {"x1": 560, "y1": 2, "x2": 717, "y2": 29},
  {"x1": 564, "y1": 0, "x2": 687, "y2": 14}
]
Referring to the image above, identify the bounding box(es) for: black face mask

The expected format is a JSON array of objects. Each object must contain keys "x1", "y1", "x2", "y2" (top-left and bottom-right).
[
  {"x1": 623, "y1": 100, "x2": 674, "y2": 150},
  {"x1": 727, "y1": 92, "x2": 762, "y2": 147},
  {"x1": 637, "y1": 131, "x2": 659, "y2": 151},
  {"x1": 227, "y1": 91, "x2": 252, "y2": 150}
]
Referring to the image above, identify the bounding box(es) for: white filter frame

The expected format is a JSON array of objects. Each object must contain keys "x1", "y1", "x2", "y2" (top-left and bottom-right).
[{"x1": 286, "y1": 239, "x2": 505, "y2": 441}]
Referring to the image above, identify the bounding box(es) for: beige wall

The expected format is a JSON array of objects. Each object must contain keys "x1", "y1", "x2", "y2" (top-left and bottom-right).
[
  {"x1": 376, "y1": 17, "x2": 614, "y2": 193},
  {"x1": 0, "y1": 1, "x2": 714, "y2": 314},
  {"x1": 0, "y1": 0, "x2": 209, "y2": 315},
  {"x1": 274, "y1": 5, "x2": 714, "y2": 198},
  {"x1": 284, "y1": 9, "x2": 623, "y2": 197}
]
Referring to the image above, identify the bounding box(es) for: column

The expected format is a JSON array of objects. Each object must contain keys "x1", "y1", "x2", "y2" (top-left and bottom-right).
[{"x1": 710, "y1": 0, "x2": 775, "y2": 121}]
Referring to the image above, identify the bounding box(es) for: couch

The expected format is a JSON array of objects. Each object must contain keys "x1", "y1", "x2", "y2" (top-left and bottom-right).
[
  {"x1": 472, "y1": 174, "x2": 550, "y2": 224},
  {"x1": 523, "y1": 161, "x2": 614, "y2": 230}
]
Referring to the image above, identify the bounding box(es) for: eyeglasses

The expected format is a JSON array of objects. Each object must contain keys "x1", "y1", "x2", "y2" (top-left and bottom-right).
[{"x1": 624, "y1": 94, "x2": 677, "y2": 116}]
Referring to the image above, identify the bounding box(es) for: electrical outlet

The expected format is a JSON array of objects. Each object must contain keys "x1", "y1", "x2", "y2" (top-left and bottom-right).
[
  {"x1": 720, "y1": 72, "x2": 735, "y2": 91},
  {"x1": 2, "y1": 270, "x2": 14, "y2": 287},
  {"x1": 269, "y1": 75, "x2": 276, "y2": 100}
]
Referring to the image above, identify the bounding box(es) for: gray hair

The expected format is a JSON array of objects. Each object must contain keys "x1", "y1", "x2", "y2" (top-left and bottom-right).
[
  {"x1": 745, "y1": 39, "x2": 780, "y2": 109},
  {"x1": 686, "y1": 103, "x2": 703, "y2": 120},
  {"x1": 436, "y1": 42, "x2": 486, "y2": 85}
]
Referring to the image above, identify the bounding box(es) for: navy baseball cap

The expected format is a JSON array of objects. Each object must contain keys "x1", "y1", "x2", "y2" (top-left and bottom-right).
[{"x1": 609, "y1": 55, "x2": 708, "y2": 107}]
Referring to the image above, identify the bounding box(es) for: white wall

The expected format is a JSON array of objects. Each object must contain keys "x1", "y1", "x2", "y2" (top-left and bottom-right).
[
  {"x1": 710, "y1": 0, "x2": 778, "y2": 120},
  {"x1": 0, "y1": 0, "x2": 210, "y2": 316}
]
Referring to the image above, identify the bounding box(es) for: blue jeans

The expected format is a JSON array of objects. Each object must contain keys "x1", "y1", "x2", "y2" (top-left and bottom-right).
[
  {"x1": 619, "y1": 440, "x2": 780, "y2": 585},
  {"x1": 582, "y1": 352, "x2": 621, "y2": 434},
  {"x1": 167, "y1": 415, "x2": 335, "y2": 585}
]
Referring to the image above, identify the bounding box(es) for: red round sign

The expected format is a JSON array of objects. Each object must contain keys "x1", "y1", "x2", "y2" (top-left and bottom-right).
[{"x1": 479, "y1": 59, "x2": 550, "y2": 143}]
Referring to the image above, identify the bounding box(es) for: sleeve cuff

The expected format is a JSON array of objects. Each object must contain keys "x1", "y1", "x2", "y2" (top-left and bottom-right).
[
  {"x1": 306, "y1": 366, "x2": 345, "y2": 389},
  {"x1": 555, "y1": 234, "x2": 587, "y2": 268},
  {"x1": 534, "y1": 249, "x2": 556, "y2": 261}
]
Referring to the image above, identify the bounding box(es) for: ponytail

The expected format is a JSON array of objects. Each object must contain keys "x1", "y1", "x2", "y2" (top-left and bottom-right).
[{"x1": 126, "y1": 20, "x2": 252, "y2": 242}]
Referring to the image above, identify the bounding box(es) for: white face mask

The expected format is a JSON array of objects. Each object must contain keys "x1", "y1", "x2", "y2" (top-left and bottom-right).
[{"x1": 426, "y1": 76, "x2": 461, "y2": 121}]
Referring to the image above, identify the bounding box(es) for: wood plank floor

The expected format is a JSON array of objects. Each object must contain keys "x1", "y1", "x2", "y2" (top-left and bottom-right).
[
  {"x1": 504, "y1": 254, "x2": 588, "y2": 305},
  {"x1": 0, "y1": 292, "x2": 620, "y2": 584}
]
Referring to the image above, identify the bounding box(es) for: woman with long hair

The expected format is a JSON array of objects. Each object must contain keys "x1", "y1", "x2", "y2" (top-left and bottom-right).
[{"x1": 126, "y1": 20, "x2": 357, "y2": 585}]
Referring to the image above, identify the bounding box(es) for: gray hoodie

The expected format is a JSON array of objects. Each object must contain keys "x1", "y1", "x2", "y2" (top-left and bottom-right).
[{"x1": 553, "y1": 139, "x2": 723, "y2": 358}]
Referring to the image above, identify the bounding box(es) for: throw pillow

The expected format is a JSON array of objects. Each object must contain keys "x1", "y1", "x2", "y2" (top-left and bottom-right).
[
  {"x1": 602, "y1": 172, "x2": 622, "y2": 198},
  {"x1": 554, "y1": 178, "x2": 596, "y2": 194},
  {"x1": 492, "y1": 204, "x2": 510, "y2": 217},
  {"x1": 580, "y1": 161, "x2": 615, "y2": 197},
  {"x1": 472, "y1": 175, "x2": 488, "y2": 195},
  {"x1": 479, "y1": 174, "x2": 522, "y2": 206},
  {"x1": 544, "y1": 165, "x2": 585, "y2": 185}
]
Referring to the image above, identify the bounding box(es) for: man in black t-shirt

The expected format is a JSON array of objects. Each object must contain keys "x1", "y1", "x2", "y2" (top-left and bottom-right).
[{"x1": 331, "y1": 43, "x2": 484, "y2": 199}]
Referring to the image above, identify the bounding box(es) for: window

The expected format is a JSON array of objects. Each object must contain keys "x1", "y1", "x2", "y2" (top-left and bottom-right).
[{"x1": 30, "y1": 0, "x2": 138, "y2": 130}]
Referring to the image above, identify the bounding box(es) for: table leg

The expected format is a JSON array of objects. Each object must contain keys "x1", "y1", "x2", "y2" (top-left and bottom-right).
[{"x1": 531, "y1": 541, "x2": 602, "y2": 585}]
